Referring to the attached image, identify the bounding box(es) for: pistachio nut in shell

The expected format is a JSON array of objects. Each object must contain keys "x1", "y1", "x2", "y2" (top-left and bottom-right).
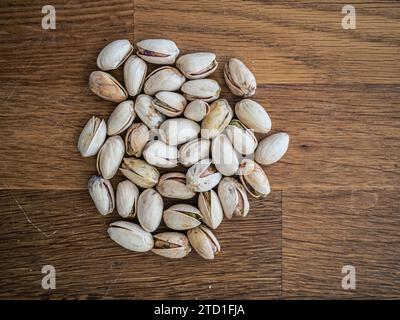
[
  {"x1": 156, "y1": 172, "x2": 196, "y2": 199},
  {"x1": 143, "y1": 140, "x2": 178, "y2": 169},
  {"x1": 123, "y1": 55, "x2": 147, "y2": 96},
  {"x1": 201, "y1": 99, "x2": 233, "y2": 139},
  {"x1": 151, "y1": 91, "x2": 187, "y2": 117},
  {"x1": 135, "y1": 94, "x2": 165, "y2": 129},
  {"x1": 89, "y1": 71, "x2": 128, "y2": 103},
  {"x1": 235, "y1": 99, "x2": 271, "y2": 134},
  {"x1": 97, "y1": 39, "x2": 133, "y2": 71},
  {"x1": 125, "y1": 122, "x2": 150, "y2": 157},
  {"x1": 255, "y1": 132, "x2": 289, "y2": 165},
  {"x1": 176, "y1": 52, "x2": 218, "y2": 79},
  {"x1": 181, "y1": 79, "x2": 220, "y2": 102},
  {"x1": 183, "y1": 100, "x2": 210, "y2": 122},
  {"x1": 211, "y1": 133, "x2": 239, "y2": 176},
  {"x1": 217, "y1": 177, "x2": 249, "y2": 219},
  {"x1": 143, "y1": 66, "x2": 185, "y2": 96},
  {"x1": 187, "y1": 225, "x2": 220, "y2": 260},
  {"x1": 225, "y1": 119, "x2": 258, "y2": 156},
  {"x1": 224, "y1": 58, "x2": 256, "y2": 97},
  {"x1": 120, "y1": 158, "x2": 159, "y2": 188},
  {"x1": 136, "y1": 39, "x2": 179, "y2": 65},
  {"x1": 178, "y1": 138, "x2": 210, "y2": 167},
  {"x1": 239, "y1": 159, "x2": 270, "y2": 198},
  {"x1": 186, "y1": 158, "x2": 222, "y2": 192},
  {"x1": 198, "y1": 190, "x2": 223, "y2": 229},
  {"x1": 96, "y1": 135, "x2": 125, "y2": 179},
  {"x1": 137, "y1": 189, "x2": 164, "y2": 233},
  {"x1": 159, "y1": 118, "x2": 200, "y2": 146},
  {"x1": 77, "y1": 116, "x2": 107, "y2": 157},
  {"x1": 107, "y1": 100, "x2": 135, "y2": 136},
  {"x1": 152, "y1": 232, "x2": 191, "y2": 259},
  {"x1": 108, "y1": 221, "x2": 153, "y2": 252},
  {"x1": 88, "y1": 175, "x2": 115, "y2": 216},
  {"x1": 116, "y1": 180, "x2": 139, "y2": 218},
  {"x1": 163, "y1": 204, "x2": 202, "y2": 231}
]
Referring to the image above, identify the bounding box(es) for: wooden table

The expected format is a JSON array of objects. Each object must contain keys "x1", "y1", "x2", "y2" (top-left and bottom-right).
[{"x1": 0, "y1": 0, "x2": 399, "y2": 299}]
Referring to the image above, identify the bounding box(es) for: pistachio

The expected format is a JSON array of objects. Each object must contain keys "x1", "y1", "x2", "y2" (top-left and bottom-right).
[
  {"x1": 152, "y1": 232, "x2": 191, "y2": 259},
  {"x1": 187, "y1": 225, "x2": 220, "y2": 260},
  {"x1": 178, "y1": 138, "x2": 210, "y2": 167},
  {"x1": 125, "y1": 123, "x2": 150, "y2": 157},
  {"x1": 151, "y1": 91, "x2": 187, "y2": 117},
  {"x1": 224, "y1": 58, "x2": 256, "y2": 97},
  {"x1": 123, "y1": 55, "x2": 147, "y2": 96},
  {"x1": 137, "y1": 188, "x2": 164, "y2": 233},
  {"x1": 183, "y1": 100, "x2": 210, "y2": 122},
  {"x1": 97, "y1": 39, "x2": 133, "y2": 71},
  {"x1": 89, "y1": 71, "x2": 128, "y2": 103},
  {"x1": 225, "y1": 119, "x2": 258, "y2": 156},
  {"x1": 88, "y1": 175, "x2": 115, "y2": 216},
  {"x1": 159, "y1": 118, "x2": 200, "y2": 146},
  {"x1": 176, "y1": 52, "x2": 218, "y2": 79},
  {"x1": 201, "y1": 99, "x2": 233, "y2": 140},
  {"x1": 218, "y1": 177, "x2": 249, "y2": 219},
  {"x1": 235, "y1": 99, "x2": 271, "y2": 134},
  {"x1": 254, "y1": 132, "x2": 289, "y2": 165},
  {"x1": 136, "y1": 39, "x2": 179, "y2": 65},
  {"x1": 156, "y1": 172, "x2": 196, "y2": 199},
  {"x1": 143, "y1": 140, "x2": 178, "y2": 168},
  {"x1": 135, "y1": 94, "x2": 165, "y2": 129},
  {"x1": 198, "y1": 190, "x2": 223, "y2": 229},
  {"x1": 211, "y1": 134, "x2": 239, "y2": 176},
  {"x1": 239, "y1": 159, "x2": 270, "y2": 198},
  {"x1": 108, "y1": 221, "x2": 154, "y2": 252},
  {"x1": 96, "y1": 136, "x2": 125, "y2": 179},
  {"x1": 163, "y1": 204, "x2": 202, "y2": 231},
  {"x1": 107, "y1": 100, "x2": 135, "y2": 136},
  {"x1": 181, "y1": 79, "x2": 221, "y2": 102},
  {"x1": 120, "y1": 158, "x2": 159, "y2": 188},
  {"x1": 116, "y1": 180, "x2": 139, "y2": 218},
  {"x1": 186, "y1": 159, "x2": 222, "y2": 192},
  {"x1": 143, "y1": 66, "x2": 185, "y2": 96},
  {"x1": 77, "y1": 116, "x2": 107, "y2": 157}
]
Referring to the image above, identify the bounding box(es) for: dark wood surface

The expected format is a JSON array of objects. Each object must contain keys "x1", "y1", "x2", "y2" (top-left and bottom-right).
[{"x1": 0, "y1": 0, "x2": 399, "y2": 299}]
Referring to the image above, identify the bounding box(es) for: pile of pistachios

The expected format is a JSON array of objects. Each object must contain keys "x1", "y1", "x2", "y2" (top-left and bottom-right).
[{"x1": 78, "y1": 39, "x2": 289, "y2": 260}]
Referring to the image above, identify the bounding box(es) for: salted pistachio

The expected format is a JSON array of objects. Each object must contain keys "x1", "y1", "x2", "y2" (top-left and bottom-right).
[
  {"x1": 143, "y1": 67, "x2": 185, "y2": 96},
  {"x1": 143, "y1": 140, "x2": 178, "y2": 169},
  {"x1": 217, "y1": 177, "x2": 249, "y2": 219},
  {"x1": 186, "y1": 158, "x2": 222, "y2": 192},
  {"x1": 151, "y1": 91, "x2": 187, "y2": 117},
  {"x1": 201, "y1": 99, "x2": 233, "y2": 140},
  {"x1": 198, "y1": 190, "x2": 223, "y2": 229},
  {"x1": 225, "y1": 119, "x2": 258, "y2": 156},
  {"x1": 187, "y1": 225, "x2": 220, "y2": 260},
  {"x1": 224, "y1": 58, "x2": 256, "y2": 97},
  {"x1": 107, "y1": 100, "x2": 135, "y2": 136},
  {"x1": 178, "y1": 138, "x2": 210, "y2": 167},
  {"x1": 235, "y1": 99, "x2": 271, "y2": 134},
  {"x1": 152, "y1": 232, "x2": 191, "y2": 259},
  {"x1": 255, "y1": 132, "x2": 289, "y2": 165},
  {"x1": 77, "y1": 116, "x2": 107, "y2": 157},
  {"x1": 89, "y1": 71, "x2": 128, "y2": 103},
  {"x1": 183, "y1": 100, "x2": 210, "y2": 122},
  {"x1": 96, "y1": 135, "x2": 125, "y2": 179},
  {"x1": 120, "y1": 158, "x2": 159, "y2": 188},
  {"x1": 108, "y1": 221, "x2": 153, "y2": 252},
  {"x1": 181, "y1": 79, "x2": 221, "y2": 102},
  {"x1": 136, "y1": 39, "x2": 179, "y2": 65},
  {"x1": 116, "y1": 180, "x2": 139, "y2": 218},
  {"x1": 239, "y1": 159, "x2": 270, "y2": 198},
  {"x1": 97, "y1": 39, "x2": 133, "y2": 71},
  {"x1": 211, "y1": 134, "x2": 239, "y2": 176},
  {"x1": 163, "y1": 204, "x2": 202, "y2": 231},
  {"x1": 156, "y1": 172, "x2": 196, "y2": 199},
  {"x1": 176, "y1": 52, "x2": 218, "y2": 79},
  {"x1": 88, "y1": 175, "x2": 115, "y2": 216},
  {"x1": 123, "y1": 55, "x2": 147, "y2": 96},
  {"x1": 137, "y1": 189, "x2": 164, "y2": 233},
  {"x1": 135, "y1": 94, "x2": 165, "y2": 129},
  {"x1": 125, "y1": 123, "x2": 150, "y2": 157},
  {"x1": 159, "y1": 118, "x2": 200, "y2": 146}
]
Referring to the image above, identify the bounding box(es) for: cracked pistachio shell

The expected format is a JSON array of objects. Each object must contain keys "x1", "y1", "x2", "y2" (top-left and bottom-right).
[
  {"x1": 217, "y1": 177, "x2": 249, "y2": 219},
  {"x1": 125, "y1": 122, "x2": 150, "y2": 157},
  {"x1": 123, "y1": 55, "x2": 147, "y2": 96},
  {"x1": 181, "y1": 79, "x2": 221, "y2": 102},
  {"x1": 178, "y1": 138, "x2": 210, "y2": 167},
  {"x1": 239, "y1": 159, "x2": 270, "y2": 198},
  {"x1": 183, "y1": 100, "x2": 210, "y2": 122},
  {"x1": 97, "y1": 39, "x2": 133, "y2": 71},
  {"x1": 163, "y1": 204, "x2": 202, "y2": 231},
  {"x1": 235, "y1": 99, "x2": 271, "y2": 134},
  {"x1": 156, "y1": 172, "x2": 196, "y2": 199},
  {"x1": 187, "y1": 225, "x2": 220, "y2": 260},
  {"x1": 77, "y1": 116, "x2": 107, "y2": 157},
  {"x1": 176, "y1": 52, "x2": 218, "y2": 79},
  {"x1": 152, "y1": 232, "x2": 191, "y2": 259},
  {"x1": 96, "y1": 135, "x2": 125, "y2": 179},
  {"x1": 116, "y1": 180, "x2": 139, "y2": 218},
  {"x1": 135, "y1": 94, "x2": 165, "y2": 129},
  {"x1": 152, "y1": 91, "x2": 187, "y2": 117},
  {"x1": 255, "y1": 132, "x2": 289, "y2": 165},
  {"x1": 120, "y1": 158, "x2": 159, "y2": 188},
  {"x1": 136, "y1": 39, "x2": 179, "y2": 65},
  {"x1": 88, "y1": 175, "x2": 115, "y2": 216},
  {"x1": 107, "y1": 100, "x2": 136, "y2": 136},
  {"x1": 225, "y1": 119, "x2": 258, "y2": 156},
  {"x1": 143, "y1": 140, "x2": 178, "y2": 169},
  {"x1": 89, "y1": 71, "x2": 128, "y2": 103},
  {"x1": 143, "y1": 66, "x2": 185, "y2": 96},
  {"x1": 186, "y1": 158, "x2": 222, "y2": 192},
  {"x1": 224, "y1": 58, "x2": 256, "y2": 97},
  {"x1": 201, "y1": 99, "x2": 233, "y2": 140},
  {"x1": 159, "y1": 118, "x2": 200, "y2": 146},
  {"x1": 108, "y1": 221, "x2": 153, "y2": 252},
  {"x1": 198, "y1": 190, "x2": 223, "y2": 230},
  {"x1": 137, "y1": 189, "x2": 163, "y2": 233},
  {"x1": 211, "y1": 134, "x2": 239, "y2": 177}
]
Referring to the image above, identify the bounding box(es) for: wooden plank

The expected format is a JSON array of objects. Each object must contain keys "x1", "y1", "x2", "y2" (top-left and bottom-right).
[
  {"x1": 282, "y1": 189, "x2": 400, "y2": 298},
  {"x1": 0, "y1": 190, "x2": 281, "y2": 299}
]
